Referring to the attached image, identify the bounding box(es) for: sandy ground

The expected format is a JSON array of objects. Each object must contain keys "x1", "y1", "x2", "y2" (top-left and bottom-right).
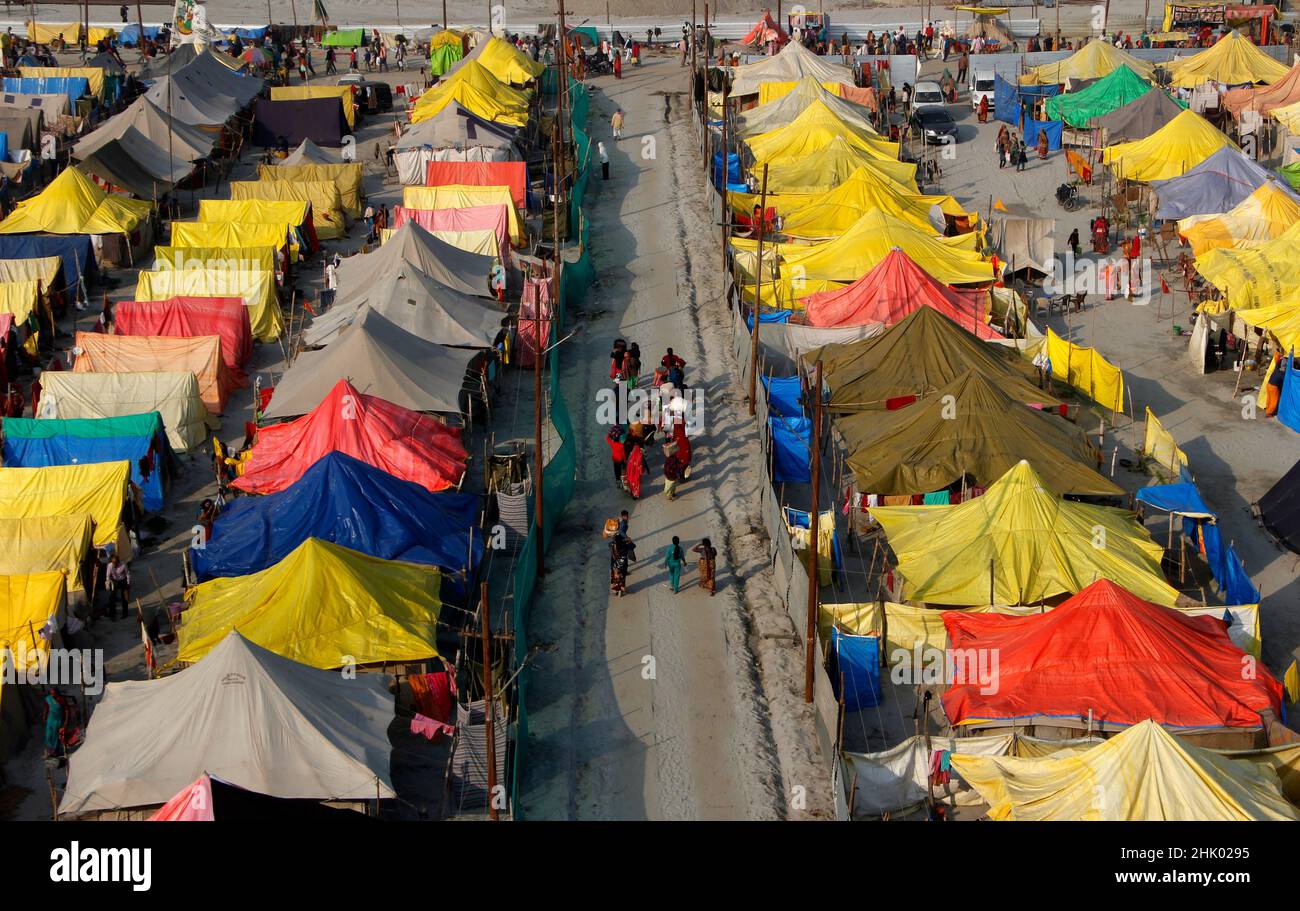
[{"x1": 521, "y1": 51, "x2": 833, "y2": 819}]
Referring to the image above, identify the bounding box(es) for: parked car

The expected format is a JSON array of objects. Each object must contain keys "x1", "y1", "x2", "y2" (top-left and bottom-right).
[
  {"x1": 970, "y1": 69, "x2": 996, "y2": 111},
  {"x1": 910, "y1": 80, "x2": 946, "y2": 113},
  {"x1": 910, "y1": 106, "x2": 958, "y2": 144}
]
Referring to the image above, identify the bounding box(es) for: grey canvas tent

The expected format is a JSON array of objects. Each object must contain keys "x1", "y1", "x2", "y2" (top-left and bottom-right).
[
  {"x1": 1092, "y1": 88, "x2": 1186, "y2": 142},
  {"x1": 279, "y1": 138, "x2": 342, "y2": 165},
  {"x1": 58, "y1": 632, "x2": 396, "y2": 817},
  {"x1": 176, "y1": 50, "x2": 264, "y2": 107},
  {"x1": 106, "y1": 96, "x2": 219, "y2": 161},
  {"x1": 305, "y1": 264, "x2": 507, "y2": 348},
  {"x1": 336, "y1": 221, "x2": 495, "y2": 298},
  {"x1": 394, "y1": 103, "x2": 519, "y2": 183},
  {"x1": 263, "y1": 308, "x2": 478, "y2": 419},
  {"x1": 0, "y1": 91, "x2": 69, "y2": 117},
  {"x1": 144, "y1": 74, "x2": 239, "y2": 126},
  {"x1": 0, "y1": 113, "x2": 35, "y2": 152},
  {"x1": 995, "y1": 216, "x2": 1056, "y2": 276},
  {"x1": 74, "y1": 125, "x2": 192, "y2": 196},
  {"x1": 1152, "y1": 147, "x2": 1300, "y2": 219}
]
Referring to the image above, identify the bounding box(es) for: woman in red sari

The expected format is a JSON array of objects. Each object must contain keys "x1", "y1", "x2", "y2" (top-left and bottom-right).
[
  {"x1": 625, "y1": 443, "x2": 645, "y2": 500},
  {"x1": 977, "y1": 94, "x2": 989, "y2": 124}
]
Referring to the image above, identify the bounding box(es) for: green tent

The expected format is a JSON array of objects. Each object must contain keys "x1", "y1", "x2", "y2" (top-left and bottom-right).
[
  {"x1": 1045, "y1": 64, "x2": 1152, "y2": 129},
  {"x1": 569, "y1": 26, "x2": 599, "y2": 48},
  {"x1": 429, "y1": 42, "x2": 463, "y2": 76},
  {"x1": 1278, "y1": 161, "x2": 1300, "y2": 191},
  {"x1": 323, "y1": 28, "x2": 365, "y2": 47}
]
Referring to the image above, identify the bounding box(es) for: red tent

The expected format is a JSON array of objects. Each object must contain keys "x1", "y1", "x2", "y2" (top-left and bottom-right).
[
  {"x1": 424, "y1": 161, "x2": 527, "y2": 211},
  {"x1": 115, "y1": 297, "x2": 254, "y2": 371},
  {"x1": 803, "y1": 248, "x2": 1004, "y2": 339},
  {"x1": 742, "y1": 11, "x2": 788, "y2": 48},
  {"x1": 942, "y1": 579, "x2": 1282, "y2": 730},
  {"x1": 233, "y1": 379, "x2": 468, "y2": 495}
]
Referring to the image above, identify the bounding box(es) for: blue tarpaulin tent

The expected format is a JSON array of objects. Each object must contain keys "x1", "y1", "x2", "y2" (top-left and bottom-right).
[
  {"x1": 830, "y1": 628, "x2": 881, "y2": 710},
  {"x1": 119, "y1": 24, "x2": 162, "y2": 47},
  {"x1": 1135, "y1": 481, "x2": 1214, "y2": 518},
  {"x1": 762, "y1": 375, "x2": 803, "y2": 417},
  {"x1": 1279, "y1": 352, "x2": 1300, "y2": 436},
  {"x1": 712, "y1": 151, "x2": 741, "y2": 190},
  {"x1": 994, "y1": 74, "x2": 1060, "y2": 126},
  {"x1": 770, "y1": 415, "x2": 811, "y2": 482},
  {"x1": 189, "y1": 451, "x2": 484, "y2": 598},
  {"x1": 2, "y1": 76, "x2": 89, "y2": 106},
  {"x1": 1137, "y1": 481, "x2": 1259, "y2": 605},
  {"x1": 1, "y1": 413, "x2": 172, "y2": 511},
  {"x1": 0, "y1": 235, "x2": 97, "y2": 292},
  {"x1": 1023, "y1": 117, "x2": 1064, "y2": 151},
  {"x1": 746, "y1": 309, "x2": 792, "y2": 329},
  {"x1": 232, "y1": 26, "x2": 270, "y2": 40}
]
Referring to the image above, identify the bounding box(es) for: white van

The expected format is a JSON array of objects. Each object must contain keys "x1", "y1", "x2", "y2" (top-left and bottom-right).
[{"x1": 970, "y1": 69, "x2": 996, "y2": 111}]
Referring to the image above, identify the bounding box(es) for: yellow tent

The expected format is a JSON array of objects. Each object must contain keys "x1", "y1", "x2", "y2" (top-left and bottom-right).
[
  {"x1": 477, "y1": 36, "x2": 545, "y2": 86},
  {"x1": 0, "y1": 461, "x2": 130, "y2": 552},
  {"x1": 758, "y1": 134, "x2": 919, "y2": 195},
  {"x1": 20, "y1": 66, "x2": 106, "y2": 100},
  {"x1": 270, "y1": 85, "x2": 355, "y2": 128},
  {"x1": 1179, "y1": 180, "x2": 1300, "y2": 256},
  {"x1": 154, "y1": 245, "x2": 279, "y2": 276},
  {"x1": 1026, "y1": 38, "x2": 1154, "y2": 84},
  {"x1": 0, "y1": 167, "x2": 151, "y2": 236},
  {"x1": 259, "y1": 162, "x2": 364, "y2": 217},
  {"x1": 952, "y1": 720, "x2": 1300, "y2": 820},
  {"x1": 135, "y1": 267, "x2": 283, "y2": 342},
  {"x1": 745, "y1": 99, "x2": 900, "y2": 166},
  {"x1": 410, "y1": 60, "x2": 531, "y2": 127},
  {"x1": 403, "y1": 184, "x2": 524, "y2": 244},
  {"x1": 197, "y1": 199, "x2": 309, "y2": 262},
  {"x1": 179, "y1": 538, "x2": 441, "y2": 669},
  {"x1": 756, "y1": 80, "x2": 845, "y2": 106},
  {"x1": 869, "y1": 460, "x2": 1178, "y2": 606},
  {"x1": 0, "y1": 280, "x2": 42, "y2": 326},
  {"x1": 1018, "y1": 328, "x2": 1126, "y2": 412},
  {"x1": 170, "y1": 221, "x2": 296, "y2": 263},
  {"x1": 1270, "y1": 97, "x2": 1300, "y2": 133},
  {"x1": 430, "y1": 29, "x2": 465, "y2": 49},
  {"x1": 1195, "y1": 220, "x2": 1300, "y2": 310},
  {"x1": 731, "y1": 207, "x2": 993, "y2": 293},
  {"x1": 1169, "y1": 29, "x2": 1290, "y2": 89},
  {"x1": 1101, "y1": 108, "x2": 1236, "y2": 182},
  {"x1": 0, "y1": 515, "x2": 94, "y2": 594},
  {"x1": 0, "y1": 255, "x2": 61, "y2": 288},
  {"x1": 0, "y1": 571, "x2": 65, "y2": 665},
  {"x1": 1232, "y1": 303, "x2": 1300, "y2": 353},
  {"x1": 380, "y1": 225, "x2": 502, "y2": 257},
  {"x1": 230, "y1": 179, "x2": 348, "y2": 240},
  {"x1": 25, "y1": 21, "x2": 80, "y2": 44}
]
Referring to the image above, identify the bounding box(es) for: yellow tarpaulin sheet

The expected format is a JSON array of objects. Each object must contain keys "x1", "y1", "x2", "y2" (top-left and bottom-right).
[
  {"x1": 870, "y1": 460, "x2": 1178, "y2": 606},
  {"x1": 746, "y1": 99, "x2": 900, "y2": 166},
  {"x1": 757, "y1": 80, "x2": 844, "y2": 106},
  {"x1": 154, "y1": 244, "x2": 278, "y2": 276},
  {"x1": 21, "y1": 66, "x2": 105, "y2": 100},
  {"x1": 0, "y1": 255, "x2": 61, "y2": 288},
  {"x1": 430, "y1": 29, "x2": 464, "y2": 49},
  {"x1": 1178, "y1": 180, "x2": 1300, "y2": 255},
  {"x1": 403, "y1": 184, "x2": 524, "y2": 245},
  {"x1": 1143, "y1": 406, "x2": 1191, "y2": 478},
  {"x1": 1233, "y1": 303, "x2": 1300, "y2": 352},
  {"x1": 785, "y1": 509, "x2": 835, "y2": 586},
  {"x1": 198, "y1": 198, "x2": 309, "y2": 231},
  {"x1": 1037, "y1": 328, "x2": 1126, "y2": 411},
  {"x1": 179, "y1": 537, "x2": 441, "y2": 669},
  {"x1": 0, "y1": 515, "x2": 93, "y2": 594},
  {"x1": 230, "y1": 179, "x2": 348, "y2": 240},
  {"x1": 1169, "y1": 29, "x2": 1290, "y2": 89},
  {"x1": 0, "y1": 571, "x2": 64, "y2": 665},
  {"x1": 0, "y1": 167, "x2": 151, "y2": 236},
  {"x1": 1270, "y1": 97, "x2": 1300, "y2": 133},
  {"x1": 25, "y1": 21, "x2": 80, "y2": 44},
  {"x1": 0, "y1": 280, "x2": 41, "y2": 326},
  {"x1": 1195, "y1": 221, "x2": 1300, "y2": 310},
  {"x1": 952, "y1": 720, "x2": 1300, "y2": 820},
  {"x1": 170, "y1": 221, "x2": 296, "y2": 263},
  {"x1": 410, "y1": 60, "x2": 531, "y2": 127},
  {"x1": 270, "y1": 85, "x2": 355, "y2": 129},
  {"x1": 1101, "y1": 108, "x2": 1236, "y2": 182},
  {"x1": 39, "y1": 372, "x2": 212, "y2": 454},
  {"x1": 135, "y1": 267, "x2": 283, "y2": 342},
  {"x1": 1027, "y1": 39, "x2": 1154, "y2": 84},
  {"x1": 477, "y1": 36, "x2": 545, "y2": 85},
  {"x1": 260, "y1": 162, "x2": 364, "y2": 217},
  {"x1": 731, "y1": 207, "x2": 992, "y2": 293},
  {"x1": 0, "y1": 461, "x2": 129, "y2": 552},
  {"x1": 758, "y1": 134, "x2": 919, "y2": 195}
]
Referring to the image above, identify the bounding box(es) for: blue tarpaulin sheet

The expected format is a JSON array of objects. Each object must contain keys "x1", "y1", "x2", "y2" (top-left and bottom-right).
[
  {"x1": 770, "y1": 415, "x2": 811, "y2": 482},
  {"x1": 1279, "y1": 353, "x2": 1300, "y2": 435},
  {"x1": 712, "y1": 151, "x2": 741, "y2": 189},
  {"x1": 232, "y1": 26, "x2": 269, "y2": 40},
  {"x1": 190, "y1": 451, "x2": 484, "y2": 599},
  {"x1": 3, "y1": 76, "x2": 89, "y2": 106},
  {"x1": 0, "y1": 235, "x2": 97, "y2": 292},
  {"x1": 1136, "y1": 482, "x2": 1214, "y2": 517},
  {"x1": 1024, "y1": 118, "x2": 1064, "y2": 152},
  {"x1": 0, "y1": 132, "x2": 8, "y2": 162},
  {"x1": 1222, "y1": 542, "x2": 1260, "y2": 604},
  {"x1": 994, "y1": 73, "x2": 1019, "y2": 124},
  {"x1": 1, "y1": 414, "x2": 170, "y2": 511},
  {"x1": 746, "y1": 309, "x2": 792, "y2": 328},
  {"x1": 1140, "y1": 479, "x2": 1262, "y2": 605},
  {"x1": 762, "y1": 375, "x2": 803, "y2": 417},
  {"x1": 119, "y1": 24, "x2": 162, "y2": 46},
  {"x1": 831, "y1": 628, "x2": 881, "y2": 710}
]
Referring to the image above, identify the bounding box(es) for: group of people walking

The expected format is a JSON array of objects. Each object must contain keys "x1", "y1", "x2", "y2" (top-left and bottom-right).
[{"x1": 609, "y1": 512, "x2": 718, "y2": 598}]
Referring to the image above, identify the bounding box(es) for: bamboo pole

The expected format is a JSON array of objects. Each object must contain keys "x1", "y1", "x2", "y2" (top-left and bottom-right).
[
  {"x1": 804, "y1": 360, "x2": 823, "y2": 704},
  {"x1": 748, "y1": 164, "x2": 769, "y2": 415}
]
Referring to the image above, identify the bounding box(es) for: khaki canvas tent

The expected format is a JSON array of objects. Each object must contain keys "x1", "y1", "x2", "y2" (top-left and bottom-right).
[
  {"x1": 71, "y1": 332, "x2": 244, "y2": 414},
  {"x1": 38, "y1": 371, "x2": 214, "y2": 452},
  {"x1": 336, "y1": 222, "x2": 495, "y2": 299}
]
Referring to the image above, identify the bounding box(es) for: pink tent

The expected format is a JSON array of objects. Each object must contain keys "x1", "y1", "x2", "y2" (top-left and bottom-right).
[{"x1": 392, "y1": 203, "x2": 512, "y2": 261}]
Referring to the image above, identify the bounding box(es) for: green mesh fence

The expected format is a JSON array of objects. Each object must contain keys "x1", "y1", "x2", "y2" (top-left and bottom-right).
[{"x1": 509, "y1": 69, "x2": 592, "y2": 820}]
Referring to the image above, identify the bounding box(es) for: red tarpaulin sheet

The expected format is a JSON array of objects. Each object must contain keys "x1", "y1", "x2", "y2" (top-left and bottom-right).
[
  {"x1": 424, "y1": 161, "x2": 527, "y2": 211},
  {"x1": 942, "y1": 579, "x2": 1283, "y2": 730},
  {"x1": 391, "y1": 203, "x2": 512, "y2": 261},
  {"x1": 234, "y1": 379, "x2": 468, "y2": 495},
  {"x1": 115, "y1": 296, "x2": 254, "y2": 370},
  {"x1": 743, "y1": 12, "x2": 788, "y2": 47},
  {"x1": 803, "y1": 248, "x2": 1004, "y2": 339},
  {"x1": 149, "y1": 775, "x2": 216, "y2": 821}
]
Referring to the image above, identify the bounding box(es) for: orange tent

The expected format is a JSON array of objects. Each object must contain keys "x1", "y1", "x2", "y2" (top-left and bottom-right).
[
  {"x1": 1222, "y1": 60, "x2": 1300, "y2": 119},
  {"x1": 71, "y1": 332, "x2": 245, "y2": 414},
  {"x1": 742, "y1": 11, "x2": 788, "y2": 48}
]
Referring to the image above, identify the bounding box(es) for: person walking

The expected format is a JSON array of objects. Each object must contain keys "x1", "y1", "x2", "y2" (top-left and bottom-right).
[
  {"x1": 610, "y1": 533, "x2": 631, "y2": 596},
  {"x1": 599, "y1": 141, "x2": 610, "y2": 180},
  {"x1": 692, "y1": 538, "x2": 718, "y2": 596},
  {"x1": 958, "y1": 48, "x2": 969, "y2": 82},
  {"x1": 611, "y1": 108, "x2": 624, "y2": 140},
  {"x1": 325, "y1": 46, "x2": 337, "y2": 74},
  {"x1": 105, "y1": 551, "x2": 131, "y2": 620},
  {"x1": 663, "y1": 447, "x2": 684, "y2": 500},
  {"x1": 625, "y1": 442, "x2": 645, "y2": 500},
  {"x1": 662, "y1": 536, "x2": 685, "y2": 593},
  {"x1": 613, "y1": 49, "x2": 622, "y2": 79},
  {"x1": 606, "y1": 425, "x2": 627, "y2": 486},
  {"x1": 1068, "y1": 227, "x2": 1081, "y2": 259},
  {"x1": 1016, "y1": 139, "x2": 1028, "y2": 171}
]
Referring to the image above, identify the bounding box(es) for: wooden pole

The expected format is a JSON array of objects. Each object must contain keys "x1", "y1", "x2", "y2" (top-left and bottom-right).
[
  {"x1": 480, "y1": 581, "x2": 498, "y2": 820},
  {"x1": 748, "y1": 163, "x2": 769, "y2": 415},
  {"x1": 804, "y1": 360, "x2": 823, "y2": 704}
]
